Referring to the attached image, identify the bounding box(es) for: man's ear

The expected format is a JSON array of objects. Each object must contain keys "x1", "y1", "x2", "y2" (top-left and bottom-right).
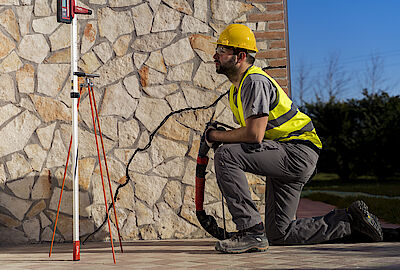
[{"x1": 238, "y1": 51, "x2": 247, "y2": 63}]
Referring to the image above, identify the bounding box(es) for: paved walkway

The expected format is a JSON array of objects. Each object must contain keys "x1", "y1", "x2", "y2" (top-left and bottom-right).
[{"x1": 1, "y1": 199, "x2": 399, "y2": 270}]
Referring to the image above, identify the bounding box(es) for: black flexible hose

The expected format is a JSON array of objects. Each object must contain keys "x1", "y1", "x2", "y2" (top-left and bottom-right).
[{"x1": 82, "y1": 90, "x2": 229, "y2": 243}]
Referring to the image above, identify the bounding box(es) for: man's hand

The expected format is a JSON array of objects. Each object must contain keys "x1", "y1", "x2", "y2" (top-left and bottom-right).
[{"x1": 203, "y1": 122, "x2": 226, "y2": 150}]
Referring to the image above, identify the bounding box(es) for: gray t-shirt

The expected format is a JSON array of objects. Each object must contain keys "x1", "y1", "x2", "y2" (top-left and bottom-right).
[{"x1": 234, "y1": 73, "x2": 277, "y2": 121}]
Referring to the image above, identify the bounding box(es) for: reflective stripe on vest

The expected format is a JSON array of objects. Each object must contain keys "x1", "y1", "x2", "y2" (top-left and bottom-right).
[{"x1": 229, "y1": 66, "x2": 322, "y2": 149}]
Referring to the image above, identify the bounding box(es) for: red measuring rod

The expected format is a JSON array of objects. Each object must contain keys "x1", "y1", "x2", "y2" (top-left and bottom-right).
[{"x1": 57, "y1": 0, "x2": 92, "y2": 24}]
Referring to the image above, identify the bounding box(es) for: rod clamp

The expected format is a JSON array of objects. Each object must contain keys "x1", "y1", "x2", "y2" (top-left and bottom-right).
[{"x1": 70, "y1": 92, "x2": 80, "y2": 98}]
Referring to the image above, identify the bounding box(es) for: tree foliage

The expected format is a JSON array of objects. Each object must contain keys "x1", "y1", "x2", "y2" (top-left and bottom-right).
[{"x1": 302, "y1": 90, "x2": 400, "y2": 181}]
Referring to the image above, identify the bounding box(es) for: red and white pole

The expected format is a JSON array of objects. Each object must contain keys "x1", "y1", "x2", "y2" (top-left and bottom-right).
[{"x1": 71, "y1": 12, "x2": 80, "y2": 262}]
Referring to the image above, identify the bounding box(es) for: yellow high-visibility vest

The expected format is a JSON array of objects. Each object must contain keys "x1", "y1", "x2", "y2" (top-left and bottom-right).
[{"x1": 229, "y1": 66, "x2": 322, "y2": 149}]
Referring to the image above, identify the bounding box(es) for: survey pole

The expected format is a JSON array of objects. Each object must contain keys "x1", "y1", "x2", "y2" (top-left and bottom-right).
[{"x1": 71, "y1": 13, "x2": 80, "y2": 261}]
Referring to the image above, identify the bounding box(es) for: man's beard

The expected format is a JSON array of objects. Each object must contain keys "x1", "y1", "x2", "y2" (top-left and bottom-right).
[{"x1": 216, "y1": 57, "x2": 238, "y2": 77}]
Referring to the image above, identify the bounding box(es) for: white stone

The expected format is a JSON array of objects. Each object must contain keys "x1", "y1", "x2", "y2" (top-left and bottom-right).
[
  {"x1": 164, "y1": 180, "x2": 182, "y2": 209},
  {"x1": 99, "y1": 116, "x2": 118, "y2": 141},
  {"x1": 133, "y1": 53, "x2": 147, "y2": 69},
  {"x1": 49, "y1": 187, "x2": 90, "y2": 217},
  {"x1": 78, "y1": 84, "x2": 103, "y2": 129},
  {"x1": 16, "y1": 6, "x2": 33, "y2": 36},
  {"x1": 40, "y1": 212, "x2": 51, "y2": 228},
  {"x1": 162, "y1": 38, "x2": 195, "y2": 66},
  {"x1": 135, "y1": 97, "x2": 171, "y2": 132},
  {"x1": 30, "y1": 94, "x2": 70, "y2": 123},
  {"x1": 143, "y1": 83, "x2": 178, "y2": 99},
  {"x1": 59, "y1": 124, "x2": 116, "y2": 159},
  {"x1": 109, "y1": 0, "x2": 141, "y2": 6},
  {"x1": 49, "y1": 24, "x2": 71, "y2": 51},
  {"x1": 81, "y1": 21, "x2": 97, "y2": 54},
  {"x1": 121, "y1": 211, "x2": 139, "y2": 239},
  {"x1": 131, "y1": 3, "x2": 153, "y2": 36},
  {"x1": 0, "y1": 51, "x2": 22, "y2": 73},
  {"x1": 193, "y1": 62, "x2": 227, "y2": 90},
  {"x1": 148, "y1": 0, "x2": 161, "y2": 12},
  {"x1": 78, "y1": 158, "x2": 95, "y2": 190},
  {"x1": 36, "y1": 123, "x2": 56, "y2": 150},
  {"x1": 94, "y1": 54, "x2": 134, "y2": 88},
  {"x1": 155, "y1": 202, "x2": 197, "y2": 239},
  {"x1": 150, "y1": 136, "x2": 187, "y2": 166},
  {"x1": 145, "y1": 50, "x2": 167, "y2": 73},
  {"x1": 0, "y1": 31, "x2": 15, "y2": 60},
  {"x1": 162, "y1": 0, "x2": 192, "y2": 15},
  {"x1": 132, "y1": 32, "x2": 176, "y2": 52},
  {"x1": 23, "y1": 218, "x2": 40, "y2": 242},
  {"x1": 0, "y1": 191, "x2": 32, "y2": 220},
  {"x1": 6, "y1": 177, "x2": 34, "y2": 200},
  {"x1": 93, "y1": 157, "x2": 126, "y2": 185},
  {"x1": 16, "y1": 64, "x2": 35, "y2": 93},
  {"x1": 100, "y1": 82, "x2": 138, "y2": 119},
  {"x1": 34, "y1": 0, "x2": 51, "y2": 16},
  {"x1": 32, "y1": 16, "x2": 58, "y2": 34},
  {"x1": 24, "y1": 144, "x2": 47, "y2": 171},
  {"x1": 181, "y1": 15, "x2": 210, "y2": 33},
  {"x1": 154, "y1": 157, "x2": 185, "y2": 178},
  {"x1": 165, "y1": 91, "x2": 188, "y2": 111},
  {"x1": 182, "y1": 159, "x2": 196, "y2": 185},
  {"x1": 123, "y1": 75, "x2": 141, "y2": 99},
  {"x1": 0, "y1": 73, "x2": 16, "y2": 102},
  {"x1": 98, "y1": 7, "x2": 134, "y2": 43},
  {"x1": 18, "y1": 34, "x2": 50, "y2": 63},
  {"x1": 118, "y1": 119, "x2": 140, "y2": 148},
  {"x1": 31, "y1": 169, "x2": 52, "y2": 200},
  {"x1": 211, "y1": 0, "x2": 253, "y2": 24},
  {"x1": 78, "y1": 51, "x2": 101, "y2": 73},
  {"x1": 139, "y1": 66, "x2": 165, "y2": 86},
  {"x1": 113, "y1": 34, "x2": 131, "y2": 57},
  {"x1": 194, "y1": 0, "x2": 208, "y2": 22},
  {"x1": 0, "y1": 9, "x2": 20, "y2": 42},
  {"x1": 93, "y1": 41, "x2": 113, "y2": 64},
  {"x1": 37, "y1": 64, "x2": 69, "y2": 97},
  {"x1": 152, "y1": 4, "x2": 181, "y2": 33},
  {"x1": 0, "y1": 164, "x2": 6, "y2": 189},
  {"x1": 182, "y1": 83, "x2": 219, "y2": 107},
  {"x1": 6, "y1": 153, "x2": 33, "y2": 180},
  {"x1": 132, "y1": 172, "x2": 167, "y2": 207},
  {"x1": 91, "y1": 176, "x2": 118, "y2": 206},
  {"x1": 89, "y1": 0, "x2": 106, "y2": 4},
  {"x1": 0, "y1": 0, "x2": 19, "y2": 5},
  {"x1": 0, "y1": 111, "x2": 40, "y2": 157},
  {"x1": 135, "y1": 200, "x2": 154, "y2": 226},
  {"x1": 0, "y1": 104, "x2": 20, "y2": 127},
  {"x1": 166, "y1": 62, "x2": 193, "y2": 82},
  {"x1": 127, "y1": 151, "x2": 152, "y2": 174},
  {"x1": 45, "y1": 130, "x2": 67, "y2": 168}
]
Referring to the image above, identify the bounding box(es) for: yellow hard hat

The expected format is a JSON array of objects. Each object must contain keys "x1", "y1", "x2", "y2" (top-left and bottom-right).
[{"x1": 215, "y1": 24, "x2": 258, "y2": 52}]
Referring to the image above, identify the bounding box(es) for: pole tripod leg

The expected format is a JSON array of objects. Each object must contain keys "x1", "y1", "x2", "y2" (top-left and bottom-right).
[
  {"x1": 89, "y1": 82, "x2": 123, "y2": 253},
  {"x1": 49, "y1": 87, "x2": 83, "y2": 258},
  {"x1": 221, "y1": 193, "x2": 226, "y2": 239},
  {"x1": 87, "y1": 80, "x2": 116, "y2": 264}
]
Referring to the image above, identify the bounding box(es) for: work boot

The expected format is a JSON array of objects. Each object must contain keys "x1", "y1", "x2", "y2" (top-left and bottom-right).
[
  {"x1": 347, "y1": 200, "x2": 383, "y2": 242},
  {"x1": 215, "y1": 223, "x2": 268, "y2": 254}
]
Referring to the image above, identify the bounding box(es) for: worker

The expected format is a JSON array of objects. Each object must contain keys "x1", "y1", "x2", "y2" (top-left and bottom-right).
[{"x1": 205, "y1": 24, "x2": 383, "y2": 254}]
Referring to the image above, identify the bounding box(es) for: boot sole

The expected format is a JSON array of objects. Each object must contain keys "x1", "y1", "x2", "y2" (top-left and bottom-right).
[
  {"x1": 349, "y1": 201, "x2": 383, "y2": 242},
  {"x1": 215, "y1": 242, "x2": 268, "y2": 254}
]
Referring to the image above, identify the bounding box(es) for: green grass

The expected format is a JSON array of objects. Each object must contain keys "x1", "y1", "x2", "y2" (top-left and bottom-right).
[
  {"x1": 303, "y1": 193, "x2": 400, "y2": 225},
  {"x1": 302, "y1": 173, "x2": 400, "y2": 224},
  {"x1": 305, "y1": 173, "x2": 400, "y2": 197}
]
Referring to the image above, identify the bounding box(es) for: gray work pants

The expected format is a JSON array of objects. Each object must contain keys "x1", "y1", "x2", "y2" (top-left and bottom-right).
[{"x1": 214, "y1": 141, "x2": 352, "y2": 245}]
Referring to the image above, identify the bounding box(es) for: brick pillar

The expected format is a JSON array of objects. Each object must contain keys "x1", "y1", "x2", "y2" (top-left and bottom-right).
[{"x1": 247, "y1": 0, "x2": 291, "y2": 96}]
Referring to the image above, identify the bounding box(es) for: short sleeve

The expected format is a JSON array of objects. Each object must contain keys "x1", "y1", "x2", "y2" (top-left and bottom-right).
[{"x1": 240, "y1": 74, "x2": 276, "y2": 120}]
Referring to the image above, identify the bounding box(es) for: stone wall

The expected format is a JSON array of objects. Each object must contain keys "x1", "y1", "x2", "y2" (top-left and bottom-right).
[{"x1": 0, "y1": 0, "x2": 289, "y2": 244}]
